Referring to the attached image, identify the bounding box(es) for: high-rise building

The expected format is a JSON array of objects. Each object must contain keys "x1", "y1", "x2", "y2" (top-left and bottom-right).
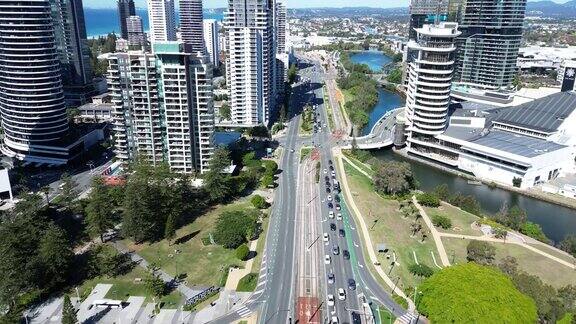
[
  {"x1": 203, "y1": 19, "x2": 220, "y2": 68},
  {"x1": 127, "y1": 15, "x2": 146, "y2": 48},
  {"x1": 273, "y1": 0, "x2": 287, "y2": 98},
  {"x1": 408, "y1": 0, "x2": 449, "y2": 40},
  {"x1": 147, "y1": 0, "x2": 176, "y2": 43},
  {"x1": 52, "y1": 0, "x2": 95, "y2": 107},
  {"x1": 224, "y1": 0, "x2": 274, "y2": 127},
  {"x1": 107, "y1": 42, "x2": 214, "y2": 173},
  {"x1": 404, "y1": 22, "x2": 460, "y2": 156},
  {"x1": 180, "y1": 0, "x2": 204, "y2": 54},
  {"x1": 452, "y1": 0, "x2": 526, "y2": 90},
  {"x1": 118, "y1": 0, "x2": 136, "y2": 39},
  {"x1": 0, "y1": 0, "x2": 69, "y2": 163}
]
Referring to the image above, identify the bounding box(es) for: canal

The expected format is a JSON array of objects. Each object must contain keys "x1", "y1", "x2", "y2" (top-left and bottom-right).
[
  {"x1": 348, "y1": 50, "x2": 576, "y2": 243},
  {"x1": 349, "y1": 51, "x2": 405, "y2": 136}
]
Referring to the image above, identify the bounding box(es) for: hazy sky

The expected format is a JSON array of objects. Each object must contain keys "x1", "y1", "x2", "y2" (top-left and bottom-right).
[{"x1": 83, "y1": 0, "x2": 568, "y2": 9}]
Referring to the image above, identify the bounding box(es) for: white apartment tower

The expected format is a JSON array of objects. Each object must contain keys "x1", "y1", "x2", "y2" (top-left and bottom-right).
[
  {"x1": 147, "y1": 0, "x2": 176, "y2": 43},
  {"x1": 127, "y1": 15, "x2": 146, "y2": 48},
  {"x1": 179, "y1": 0, "x2": 204, "y2": 54},
  {"x1": 225, "y1": 0, "x2": 274, "y2": 127},
  {"x1": 107, "y1": 42, "x2": 214, "y2": 173},
  {"x1": 273, "y1": 0, "x2": 288, "y2": 98},
  {"x1": 203, "y1": 19, "x2": 220, "y2": 68},
  {"x1": 404, "y1": 22, "x2": 460, "y2": 156}
]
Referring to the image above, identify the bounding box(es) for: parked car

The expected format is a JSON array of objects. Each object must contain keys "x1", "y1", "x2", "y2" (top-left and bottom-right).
[
  {"x1": 330, "y1": 223, "x2": 336, "y2": 231},
  {"x1": 327, "y1": 294, "x2": 335, "y2": 307},
  {"x1": 343, "y1": 250, "x2": 350, "y2": 260},
  {"x1": 339, "y1": 229, "x2": 345, "y2": 237},
  {"x1": 348, "y1": 278, "x2": 356, "y2": 290},
  {"x1": 327, "y1": 273, "x2": 335, "y2": 284},
  {"x1": 325, "y1": 255, "x2": 331, "y2": 264}
]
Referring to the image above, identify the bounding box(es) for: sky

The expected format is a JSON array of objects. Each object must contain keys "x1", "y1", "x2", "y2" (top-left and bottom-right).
[{"x1": 83, "y1": 0, "x2": 569, "y2": 9}]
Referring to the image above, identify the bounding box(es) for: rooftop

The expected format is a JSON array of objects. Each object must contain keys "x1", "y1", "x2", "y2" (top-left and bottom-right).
[
  {"x1": 492, "y1": 91, "x2": 576, "y2": 133},
  {"x1": 465, "y1": 129, "x2": 567, "y2": 158}
]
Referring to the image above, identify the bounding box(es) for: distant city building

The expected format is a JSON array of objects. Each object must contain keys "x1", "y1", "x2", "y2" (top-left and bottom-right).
[
  {"x1": 404, "y1": 22, "x2": 460, "y2": 157},
  {"x1": 127, "y1": 15, "x2": 146, "y2": 48},
  {"x1": 452, "y1": 0, "x2": 527, "y2": 90},
  {"x1": 273, "y1": 0, "x2": 288, "y2": 98},
  {"x1": 559, "y1": 60, "x2": 576, "y2": 92},
  {"x1": 408, "y1": 0, "x2": 448, "y2": 40},
  {"x1": 78, "y1": 93, "x2": 113, "y2": 122},
  {"x1": 51, "y1": 0, "x2": 95, "y2": 107},
  {"x1": 203, "y1": 19, "x2": 220, "y2": 67},
  {"x1": 180, "y1": 0, "x2": 204, "y2": 54},
  {"x1": 116, "y1": 38, "x2": 129, "y2": 52},
  {"x1": 224, "y1": 0, "x2": 275, "y2": 126},
  {"x1": 107, "y1": 42, "x2": 214, "y2": 173},
  {"x1": 118, "y1": 0, "x2": 136, "y2": 39},
  {"x1": 147, "y1": 0, "x2": 176, "y2": 43}
]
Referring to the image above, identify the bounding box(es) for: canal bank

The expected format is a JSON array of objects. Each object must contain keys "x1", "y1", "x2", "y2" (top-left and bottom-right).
[{"x1": 373, "y1": 149, "x2": 576, "y2": 244}]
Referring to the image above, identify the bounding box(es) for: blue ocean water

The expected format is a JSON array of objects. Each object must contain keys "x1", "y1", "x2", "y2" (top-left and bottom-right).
[{"x1": 84, "y1": 8, "x2": 224, "y2": 37}]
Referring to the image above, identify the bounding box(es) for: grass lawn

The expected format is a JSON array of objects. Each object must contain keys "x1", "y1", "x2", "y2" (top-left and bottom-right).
[
  {"x1": 441, "y1": 237, "x2": 576, "y2": 288},
  {"x1": 236, "y1": 273, "x2": 258, "y2": 292},
  {"x1": 76, "y1": 265, "x2": 184, "y2": 308},
  {"x1": 124, "y1": 199, "x2": 258, "y2": 287},
  {"x1": 422, "y1": 203, "x2": 481, "y2": 237},
  {"x1": 252, "y1": 216, "x2": 270, "y2": 273},
  {"x1": 342, "y1": 152, "x2": 375, "y2": 177},
  {"x1": 527, "y1": 242, "x2": 576, "y2": 265},
  {"x1": 378, "y1": 308, "x2": 397, "y2": 324},
  {"x1": 300, "y1": 147, "x2": 312, "y2": 162},
  {"x1": 323, "y1": 86, "x2": 335, "y2": 131},
  {"x1": 343, "y1": 160, "x2": 439, "y2": 291}
]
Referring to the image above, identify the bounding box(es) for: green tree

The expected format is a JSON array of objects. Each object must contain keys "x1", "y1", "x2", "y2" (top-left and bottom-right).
[
  {"x1": 431, "y1": 214, "x2": 452, "y2": 229},
  {"x1": 61, "y1": 294, "x2": 77, "y2": 324},
  {"x1": 213, "y1": 210, "x2": 258, "y2": 249},
  {"x1": 386, "y1": 68, "x2": 402, "y2": 84},
  {"x1": 432, "y1": 184, "x2": 450, "y2": 201},
  {"x1": 38, "y1": 224, "x2": 73, "y2": 289},
  {"x1": 85, "y1": 177, "x2": 115, "y2": 242},
  {"x1": 466, "y1": 240, "x2": 496, "y2": 265},
  {"x1": 559, "y1": 234, "x2": 576, "y2": 257},
  {"x1": 251, "y1": 195, "x2": 268, "y2": 209},
  {"x1": 418, "y1": 263, "x2": 537, "y2": 323},
  {"x1": 511, "y1": 271, "x2": 563, "y2": 322},
  {"x1": 204, "y1": 147, "x2": 233, "y2": 203},
  {"x1": 219, "y1": 103, "x2": 231, "y2": 120},
  {"x1": 235, "y1": 243, "x2": 250, "y2": 261},
  {"x1": 507, "y1": 205, "x2": 527, "y2": 231},
  {"x1": 408, "y1": 263, "x2": 434, "y2": 277},
  {"x1": 498, "y1": 256, "x2": 519, "y2": 276},
  {"x1": 261, "y1": 174, "x2": 275, "y2": 188},
  {"x1": 122, "y1": 179, "x2": 162, "y2": 242},
  {"x1": 373, "y1": 161, "x2": 415, "y2": 196},
  {"x1": 59, "y1": 172, "x2": 78, "y2": 210},
  {"x1": 288, "y1": 64, "x2": 298, "y2": 84},
  {"x1": 164, "y1": 213, "x2": 177, "y2": 245},
  {"x1": 145, "y1": 275, "x2": 166, "y2": 298},
  {"x1": 520, "y1": 221, "x2": 549, "y2": 243},
  {"x1": 417, "y1": 192, "x2": 440, "y2": 207}
]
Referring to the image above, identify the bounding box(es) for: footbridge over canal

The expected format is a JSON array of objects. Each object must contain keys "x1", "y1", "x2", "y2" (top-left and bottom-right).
[{"x1": 341, "y1": 108, "x2": 404, "y2": 150}]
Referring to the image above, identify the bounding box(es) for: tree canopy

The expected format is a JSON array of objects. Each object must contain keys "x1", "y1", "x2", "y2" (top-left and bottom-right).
[
  {"x1": 418, "y1": 263, "x2": 537, "y2": 323},
  {"x1": 373, "y1": 161, "x2": 415, "y2": 196}
]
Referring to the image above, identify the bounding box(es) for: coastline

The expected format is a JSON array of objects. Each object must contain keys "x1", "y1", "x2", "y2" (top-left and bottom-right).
[{"x1": 392, "y1": 147, "x2": 576, "y2": 211}]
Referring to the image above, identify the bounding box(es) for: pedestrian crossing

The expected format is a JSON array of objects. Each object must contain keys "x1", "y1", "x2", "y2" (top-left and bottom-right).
[
  {"x1": 397, "y1": 312, "x2": 418, "y2": 324},
  {"x1": 236, "y1": 306, "x2": 252, "y2": 318}
]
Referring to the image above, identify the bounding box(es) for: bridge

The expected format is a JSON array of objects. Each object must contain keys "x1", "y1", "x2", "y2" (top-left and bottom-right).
[{"x1": 341, "y1": 108, "x2": 404, "y2": 150}]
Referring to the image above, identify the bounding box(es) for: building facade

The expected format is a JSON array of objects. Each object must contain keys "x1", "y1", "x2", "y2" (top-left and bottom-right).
[
  {"x1": 203, "y1": 19, "x2": 220, "y2": 68},
  {"x1": 452, "y1": 0, "x2": 526, "y2": 90},
  {"x1": 51, "y1": 0, "x2": 95, "y2": 107},
  {"x1": 273, "y1": 0, "x2": 287, "y2": 98},
  {"x1": 404, "y1": 22, "x2": 460, "y2": 158},
  {"x1": 147, "y1": 0, "x2": 176, "y2": 43},
  {"x1": 224, "y1": 0, "x2": 274, "y2": 127},
  {"x1": 118, "y1": 0, "x2": 136, "y2": 39},
  {"x1": 107, "y1": 43, "x2": 214, "y2": 173},
  {"x1": 408, "y1": 0, "x2": 449, "y2": 40},
  {"x1": 179, "y1": 0, "x2": 204, "y2": 54},
  {"x1": 127, "y1": 15, "x2": 146, "y2": 49}
]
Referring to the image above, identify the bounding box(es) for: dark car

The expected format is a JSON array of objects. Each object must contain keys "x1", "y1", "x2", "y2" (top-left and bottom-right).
[
  {"x1": 348, "y1": 278, "x2": 356, "y2": 290},
  {"x1": 326, "y1": 187, "x2": 331, "y2": 193},
  {"x1": 328, "y1": 202, "x2": 334, "y2": 209},
  {"x1": 343, "y1": 250, "x2": 350, "y2": 260},
  {"x1": 328, "y1": 160, "x2": 333, "y2": 165},
  {"x1": 325, "y1": 176, "x2": 330, "y2": 181},
  {"x1": 328, "y1": 273, "x2": 335, "y2": 284},
  {"x1": 332, "y1": 245, "x2": 339, "y2": 255},
  {"x1": 339, "y1": 229, "x2": 345, "y2": 237},
  {"x1": 329, "y1": 165, "x2": 334, "y2": 171},
  {"x1": 335, "y1": 204, "x2": 341, "y2": 210},
  {"x1": 351, "y1": 312, "x2": 361, "y2": 324},
  {"x1": 330, "y1": 223, "x2": 336, "y2": 231},
  {"x1": 334, "y1": 195, "x2": 340, "y2": 202},
  {"x1": 325, "y1": 181, "x2": 331, "y2": 187}
]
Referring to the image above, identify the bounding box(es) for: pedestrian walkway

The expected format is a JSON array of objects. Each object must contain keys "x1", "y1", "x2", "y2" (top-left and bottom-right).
[{"x1": 411, "y1": 196, "x2": 451, "y2": 267}]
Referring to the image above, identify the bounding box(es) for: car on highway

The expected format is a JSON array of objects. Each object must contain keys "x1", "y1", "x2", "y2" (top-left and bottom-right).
[
  {"x1": 324, "y1": 176, "x2": 330, "y2": 181},
  {"x1": 336, "y1": 213, "x2": 342, "y2": 221},
  {"x1": 332, "y1": 245, "x2": 339, "y2": 255},
  {"x1": 335, "y1": 204, "x2": 341, "y2": 210},
  {"x1": 331, "y1": 170, "x2": 336, "y2": 177},
  {"x1": 330, "y1": 223, "x2": 336, "y2": 231},
  {"x1": 327, "y1": 195, "x2": 332, "y2": 201},
  {"x1": 329, "y1": 165, "x2": 334, "y2": 171},
  {"x1": 323, "y1": 168, "x2": 327, "y2": 174},
  {"x1": 326, "y1": 187, "x2": 331, "y2": 193},
  {"x1": 328, "y1": 211, "x2": 334, "y2": 218},
  {"x1": 328, "y1": 202, "x2": 333, "y2": 209},
  {"x1": 338, "y1": 288, "x2": 346, "y2": 300},
  {"x1": 325, "y1": 255, "x2": 331, "y2": 264},
  {"x1": 334, "y1": 195, "x2": 340, "y2": 202},
  {"x1": 331, "y1": 316, "x2": 339, "y2": 324},
  {"x1": 327, "y1": 294, "x2": 335, "y2": 307},
  {"x1": 327, "y1": 273, "x2": 335, "y2": 284},
  {"x1": 348, "y1": 279, "x2": 356, "y2": 290},
  {"x1": 323, "y1": 233, "x2": 329, "y2": 242},
  {"x1": 326, "y1": 181, "x2": 331, "y2": 187},
  {"x1": 351, "y1": 312, "x2": 361, "y2": 324},
  {"x1": 328, "y1": 159, "x2": 333, "y2": 165},
  {"x1": 339, "y1": 229, "x2": 345, "y2": 237},
  {"x1": 343, "y1": 250, "x2": 350, "y2": 260}
]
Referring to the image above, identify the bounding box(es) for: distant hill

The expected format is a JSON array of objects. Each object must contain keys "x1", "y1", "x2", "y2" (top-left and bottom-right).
[{"x1": 526, "y1": 0, "x2": 576, "y2": 17}]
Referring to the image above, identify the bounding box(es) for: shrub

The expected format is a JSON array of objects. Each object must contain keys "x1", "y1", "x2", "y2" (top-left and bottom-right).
[
  {"x1": 417, "y1": 192, "x2": 440, "y2": 207},
  {"x1": 235, "y1": 244, "x2": 250, "y2": 261},
  {"x1": 449, "y1": 193, "x2": 481, "y2": 215},
  {"x1": 251, "y1": 195, "x2": 268, "y2": 209},
  {"x1": 520, "y1": 222, "x2": 550, "y2": 243},
  {"x1": 262, "y1": 160, "x2": 278, "y2": 175},
  {"x1": 261, "y1": 174, "x2": 275, "y2": 188},
  {"x1": 213, "y1": 210, "x2": 257, "y2": 249},
  {"x1": 466, "y1": 240, "x2": 496, "y2": 265},
  {"x1": 512, "y1": 177, "x2": 522, "y2": 188},
  {"x1": 432, "y1": 214, "x2": 452, "y2": 229},
  {"x1": 408, "y1": 263, "x2": 434, "y2": 277},
  {"x1": 237, "y1": 273, "x2": 258, "y2": 292}
]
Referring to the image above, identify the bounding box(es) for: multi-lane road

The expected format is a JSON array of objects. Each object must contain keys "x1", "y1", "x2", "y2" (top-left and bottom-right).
[{"x1": 213, "y1": 55, "x2": 409, "y2": 324}]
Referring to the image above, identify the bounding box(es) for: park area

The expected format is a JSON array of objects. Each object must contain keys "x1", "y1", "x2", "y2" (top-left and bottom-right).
[{"x1": 342, "y1": 160, "x2": 440, "y2": 290}]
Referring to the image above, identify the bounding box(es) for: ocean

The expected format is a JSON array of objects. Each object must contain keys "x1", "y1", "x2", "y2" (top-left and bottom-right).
[{"x1": 84, "y1": 8, "x2": 224, "y2": 37}]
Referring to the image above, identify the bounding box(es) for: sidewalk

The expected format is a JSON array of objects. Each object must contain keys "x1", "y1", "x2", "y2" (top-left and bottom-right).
[{"x1": 411, "y1": 196, "x2": 451, "y2": 267}]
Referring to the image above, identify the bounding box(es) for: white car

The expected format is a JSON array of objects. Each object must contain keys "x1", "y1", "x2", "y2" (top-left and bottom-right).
[
  {"x1": 329, "y1": 211, "x2": 335, "y2": 218},
  {"x1": 331, "y1": 171, "x2": 336, "y2": 177},
  {"x1": 323, "y1": 233, "x2": 329, "y2": 242},
  {"x1": 331, "y1": 316, "x2": 339, "y2": 324},
  {"x1": 323, "y1": 168, "x2": 328, "y2": 174},
  {"x1": 327, "y1": 195, "x2": 332, "y2": 201},
  {"x1": 327, "y1": 294, "x2": 335, "y2": 307},
  {"x1": 325, "y1": 255, "x2": 331, "y2": 264},
  {"x1": 336, "y1": 213, "x2": 342, "y2": 221},
  {"x1": 337, "y1": 288, "x2": 346, "y2": 300}
]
